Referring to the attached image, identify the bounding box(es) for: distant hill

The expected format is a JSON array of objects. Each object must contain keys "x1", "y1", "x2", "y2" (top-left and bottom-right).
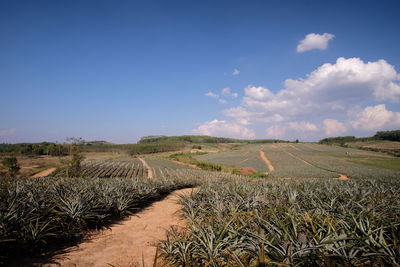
[
  {"x1": 138, "y1": 135, "x2": 288, "y2": 144},
  {"x1": 319, "y1": 130, "x2": 400, "y2": 157}
]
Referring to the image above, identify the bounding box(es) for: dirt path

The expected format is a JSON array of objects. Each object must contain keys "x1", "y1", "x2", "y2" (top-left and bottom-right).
[
  {"x1": 30, "y1": 168, "x2": 56, "y2": 178},
  {"x1": 45, "y1": 187, "x2": 195, "y2": 267},
  {"x1": 259, "y1": 150, "x2": 275, "y2": 172},
  {"x1": 139, "y1": 157, "x2": 154, "y2": 179}
]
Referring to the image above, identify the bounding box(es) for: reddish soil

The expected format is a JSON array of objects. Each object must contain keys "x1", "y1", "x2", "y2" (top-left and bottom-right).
[
  {"x1": 240, "y1": 167, "x2": 257, "y2": 175},
  {"x1": 45, "y1": 188, "x2": 196, "y2": 267},
  {"x1": 336, "y1": 174, "x2": 351, "y2": 180},
  {"x1": 30, "y1": 168, "x2": 56, "y2": 178}
]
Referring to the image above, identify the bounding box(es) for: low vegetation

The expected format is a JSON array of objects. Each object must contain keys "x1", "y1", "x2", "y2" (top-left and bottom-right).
[
  {"x1": 0, "y1": 176, "x2": 198, "y2": 261},
  {"x1": 160, "y1": 178, "x2": 400, "y2": 266},
  {"x1": 169, "y1": 152, "x2": 222, "y2": 171},
  {"x1": 1, "y1": 157, "x2": 20, "y2": 178},
  {"x1": 139, "y1": 135, "x2": 288, "y2": 144}
]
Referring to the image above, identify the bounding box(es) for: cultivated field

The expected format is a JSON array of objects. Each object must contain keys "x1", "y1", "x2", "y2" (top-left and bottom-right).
[
  {"x1": 1, "y1": 142, "x2": 399, "y2": 265},
  {"x1": 196, "y1": 143, "x2": 400, "y2": 179}
]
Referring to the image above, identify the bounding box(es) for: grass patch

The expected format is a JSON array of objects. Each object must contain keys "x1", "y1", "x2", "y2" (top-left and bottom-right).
[
  {"x1": 169, "y1": 152, "x2": 222, "y2": 171},
  {"x1": 349, "y1": 157, "x2": 400, "y2": 171}
]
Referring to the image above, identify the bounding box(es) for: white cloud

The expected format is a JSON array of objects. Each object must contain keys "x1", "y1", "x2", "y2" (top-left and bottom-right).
[
  {"x1": 289, "y1": 121, "x2": 318, "y2": 132},
  {"x1": 218, "y1": 57, "x2": 400, "y2": 139},
  {"x1": 297, "y1": 33, "x2": 335, "y2": 53},
  {"x1": 266, "y1": 125, "x2": 286, "y2": 139},
  {"x1": 350, "y1": 104, "x2": 400, "y2": 131},
  {"x1": 244, "y1": 86, "x2": 273, "y2": 100},
  {"x1": 221, "y1": 87, "x2": 238, "y2": 98},
  {"x1": 192, "y1": 120, "x2": 256, "y2": 139},
  {"x1": 0, "y1": 128, "x2": 16, "y2": 137},
  {"x1": 239, "y1": 58, "x2": 400, "y2": 118},
  {"x1": 205, "y1": 91, "x2": 219, "y2": 98},
  {"x1": 232, "y1": 69, "x2": 240, "y2": 75},
  {"x1": 323, "y1": 119, "x2": 347, "y2": 136},
  {"x1": 265, "y1": 121, "x2": 318, "y2": 140},
  {"x1": 218, "y1": 99, "x2": 228, "y2": 104}
]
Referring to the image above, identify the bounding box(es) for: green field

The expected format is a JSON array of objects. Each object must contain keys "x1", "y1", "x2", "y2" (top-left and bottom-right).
[
  {"x1": 193, "y1": 142, "x2": 400, "y2": 179},
  {"x1": 1, "y1": 141, "x2": 399, "y2": 265}
]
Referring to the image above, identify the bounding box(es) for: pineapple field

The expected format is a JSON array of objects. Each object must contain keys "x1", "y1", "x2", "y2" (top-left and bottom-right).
[{"x1": 1, "y1": 142, "x2": 399, "y2": 265}]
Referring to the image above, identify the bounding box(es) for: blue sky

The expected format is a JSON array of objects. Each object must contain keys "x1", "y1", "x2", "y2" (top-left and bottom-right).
[{"x1": 1, "y1": 0, "x2": 400, "y2": 143}]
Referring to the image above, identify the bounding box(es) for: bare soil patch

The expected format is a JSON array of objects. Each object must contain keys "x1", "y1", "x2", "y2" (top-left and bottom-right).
[
  {"x1": 336, "y1": 174, "x2": 351, "y2": 180},
  {"x1": 30, "y1": 168, "x2": 56, "y2": 178},
  {"x1": 240, "y1": 167, "x2": 257, "y2": 175},
  {"x1": 0, "y1": 155, "x2": 63, "y2": 177},
  {"x1": 44, "y1": 188, "x2": 196, "y2": 267},
  {"x1": 259, "y1": 150, "x2": 275, "y2": 172}
]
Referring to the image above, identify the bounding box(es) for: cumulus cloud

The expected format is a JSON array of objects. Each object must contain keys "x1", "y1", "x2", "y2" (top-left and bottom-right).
[
  {"x1": 221, "y1": 87, "x2": 238, "y2": 98},
  {"x1": 0, "y1": 128, "x2": 16, "y2": 136},
  {"x1": 219, "y1": 57, "x2": 400, "y2": 139},
  {"x1": 297, "y1": 33, "x2": 335, "y2": 53},
  {"x1": 350, "y1": 104, "x2": 400, "y2": 131},
  {"x1": 323, "y1": 119, "x2": 347, "y2": 136},
  {"x1": 232, "y1": 69, "x2": 240, "y2": 75},
  {"x1": 192, "y1": 120, "x2": 256, "y2": 139},
  {"x1": 218, "y1": 99, "x2": 228, "y2": 104},
  {"x1": 266, "y1": 122, "x2": 318, "y2": 140},
  {"x1": 205, "y1": 91, "x2": 219, "y2": 98},
  {"x1": 236, "y1": 58, "x2": 400, "y2": 120}
]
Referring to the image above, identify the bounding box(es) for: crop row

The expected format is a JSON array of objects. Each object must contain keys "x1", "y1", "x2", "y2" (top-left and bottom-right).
[
  {"x1": 160, "y1": 178, "x2": 400, "y2": 266},
  {"x1": 53, "y1": 160, "x2": 147, "y2": 178},
  {"x1": 0, "y1": 175, "x2": 198, "y2": 262}
]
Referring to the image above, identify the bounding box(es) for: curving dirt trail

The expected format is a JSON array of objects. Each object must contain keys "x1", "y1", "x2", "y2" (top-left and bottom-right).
[
  {"x1": 30, "y1": 168, "x2": 56, "y2": 178},
  {"x1": 45, "y1": 187, "x2": 195, "y2": 267},
  {"x1": 259, "y1": 150, "x2": 275, "y2": 173},
  {"x1": 138, "y1": 157, "x2": 154, "y2": 179}
]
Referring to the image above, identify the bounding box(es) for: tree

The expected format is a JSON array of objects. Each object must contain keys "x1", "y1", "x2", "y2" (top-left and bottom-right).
[
  {"x1": 295, "y1": 139, "x2": 299, "y2": 143},
  {"x1": 66, "y1": 151, "x2": 85, "y2": 177},
  {"x1": 2, "y1": 157, "x2": 20, "y2": 178}
]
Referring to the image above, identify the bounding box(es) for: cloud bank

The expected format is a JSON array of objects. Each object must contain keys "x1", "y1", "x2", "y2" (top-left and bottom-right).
[{"x1": 195, "y1": 57, "x2": 400, "y2": 140}]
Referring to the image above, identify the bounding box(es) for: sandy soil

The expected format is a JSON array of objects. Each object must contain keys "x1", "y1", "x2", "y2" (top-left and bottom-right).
[
  {"x1": 259, "y1": 150, "x2": 275, "y2": 172},
  {"x1": 44, "y1": 187, "x2": 195, "y2": 267},
  {"x1": 138, "y1": 158, "x2": 154, "y2": 179},
  {"x1": 336, "y1": 174, "x2": 351, "y2": 180},
  {"x1": 30, "y1": 168, "x2": 57, "y2": 178}
]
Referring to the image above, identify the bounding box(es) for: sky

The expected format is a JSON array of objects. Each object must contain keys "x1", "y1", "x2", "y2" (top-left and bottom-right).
[{"x1": 1, "y1": 0, "x2": 400, "y2": 143}]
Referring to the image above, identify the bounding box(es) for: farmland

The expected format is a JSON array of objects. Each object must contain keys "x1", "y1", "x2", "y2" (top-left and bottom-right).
[
  {"x1": 195, "y1": 142, "x2": 400, "y2": 179},
  {"x1": 0, "y1": 141, "x2": 399, "y2": 265}
]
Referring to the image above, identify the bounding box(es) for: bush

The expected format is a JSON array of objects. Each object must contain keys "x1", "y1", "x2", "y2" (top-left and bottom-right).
[{"x1": 1, "y1": 157, "x2": 20, "y2": 178}]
